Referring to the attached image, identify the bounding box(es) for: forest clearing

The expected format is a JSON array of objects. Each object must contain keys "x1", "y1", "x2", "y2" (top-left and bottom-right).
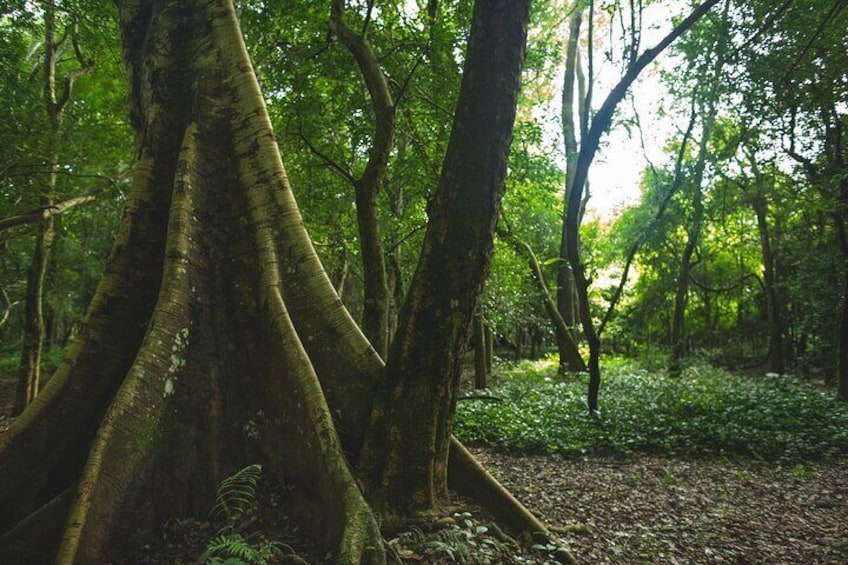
[{"x1": 1, "y1": 0, "x2": 846, "y2": 563}]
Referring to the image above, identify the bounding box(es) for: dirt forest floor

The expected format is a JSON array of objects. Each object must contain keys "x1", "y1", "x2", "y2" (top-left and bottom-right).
[
  {"x1": 473, "y1": 448, "x2": 848, "y2": 564},
  {"x1": 2, "y1": 376, "x2": 847, "y2": 564}
]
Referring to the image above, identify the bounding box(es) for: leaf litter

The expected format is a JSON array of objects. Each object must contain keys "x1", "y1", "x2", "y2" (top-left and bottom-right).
[{"x1": 473, "y1": 447, "x2": 848, "y2": 564}]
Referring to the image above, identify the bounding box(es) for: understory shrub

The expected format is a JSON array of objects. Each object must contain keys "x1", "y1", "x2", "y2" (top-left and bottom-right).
[{"x1": 454, "y1": 357, "x2": 848, "y2": 461}]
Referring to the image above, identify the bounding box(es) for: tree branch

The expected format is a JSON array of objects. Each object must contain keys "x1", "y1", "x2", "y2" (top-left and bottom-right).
[
  {"x1": 296, "y1": 125, "x2": 358, "y2": 187},
  {"x1": 0, "y1": 285, "x2": 19, "y2": 328},
  {"x1": 0, "y1": 194, "x2": 96, "y2": 232}
]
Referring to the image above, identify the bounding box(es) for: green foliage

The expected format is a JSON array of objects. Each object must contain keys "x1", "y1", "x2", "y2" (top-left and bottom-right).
[
  {"x1": 212, "y1": 464, "x2": 262, "y2": 522},
  {"x1": 203, "y1": 464, "x2": 293, "y2": 565},
  {"x1": 455, "y1": 359, "x2": 848, "y2": 461},
  {"x1": 0, "y1": 346, "x2": 65, "y2": 376},
  {"x1": 392, "y1": 511, "x2": 566, "y2": 564},
  {"x1": 206, "y1": 533, "x2": 282, "y2": 565}
]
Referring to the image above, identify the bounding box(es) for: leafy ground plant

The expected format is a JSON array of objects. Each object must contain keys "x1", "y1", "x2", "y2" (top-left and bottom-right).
[
  {"x1": 455, "y1": 357, "x2": 848, "y2": 460},
  {"x1": 388, "y1": 510, "x2": 574, "y2": 564}
]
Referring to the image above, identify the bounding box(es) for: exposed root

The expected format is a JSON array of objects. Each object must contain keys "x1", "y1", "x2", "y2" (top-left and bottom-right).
[
  {"x1": 448, "y1": 438, "x2": 548, "y2": 535},
  {"x1": 0, "y1": 484, "x2": 76, "y2": 564},
  {"x1": 56, "y1": 122, "x2": 207, "y2": 564}
]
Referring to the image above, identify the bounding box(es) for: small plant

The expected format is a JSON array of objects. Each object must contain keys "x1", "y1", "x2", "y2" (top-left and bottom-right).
[
  {"x1": 791, "y1": 463, "x2": 810, "y2": 479},
  {"x1": 202, "y1": 464, "x2": 290, "y2": 565},
  {"x1": 206, "y1": 533, "x2": 285, "y2": 565},
  {"x1": 212, "y1": 463, "x2": 262, "y2": 523}
]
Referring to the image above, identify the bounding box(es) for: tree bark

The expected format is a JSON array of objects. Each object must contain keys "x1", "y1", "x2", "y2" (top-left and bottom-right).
[
  {"x1": 358, "y1": 0, "x2": 531, "y2": 517},
  {"x1": 557, "y1": 6, "x2": 583, "y2": 339},
  {"x1": 3, "y1": 2, "x2": 384, "y2": 561}
]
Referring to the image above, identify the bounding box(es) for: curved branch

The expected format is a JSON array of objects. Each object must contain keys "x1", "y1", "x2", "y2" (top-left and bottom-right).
[
  {"x1": 0, "y1": 286, "x2": 19, "y2": 328},
  {"x1": 296, "y1": 125, "x2": 358, "y2": 187},
  {"x1": 0, "y1": 194, "x2": 96, "y2": 232}
]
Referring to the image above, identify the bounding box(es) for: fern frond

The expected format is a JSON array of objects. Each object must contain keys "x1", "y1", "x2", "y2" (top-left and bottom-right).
[
  {"x1": 206, "y1": 533, "x2": 264, "y2": 564},
  {"x1": 212, "y1": 463, "x2": 262, "y2": 521}
]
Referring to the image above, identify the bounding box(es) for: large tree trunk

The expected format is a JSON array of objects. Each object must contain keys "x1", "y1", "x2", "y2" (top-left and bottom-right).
[
  {"x1": 357, "y1": 0, "x2": 531, "y2": 517},
  {"x1": 0, "y1": 1, "x2": 543, "y2": 562},
  {"x1": 2, "y1": 2, "x2": 384, "y2": 561}
]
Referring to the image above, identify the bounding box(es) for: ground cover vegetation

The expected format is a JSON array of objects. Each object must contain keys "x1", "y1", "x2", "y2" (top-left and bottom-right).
[
  {"x1": 0, "y1": 0, "x2": 846, "y2": 563},
  {"x1": 456, "y1": 357, "x2": 848, "y2": 460}
]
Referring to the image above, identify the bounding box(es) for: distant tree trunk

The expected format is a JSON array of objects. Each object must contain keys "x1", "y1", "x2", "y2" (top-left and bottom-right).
[
  {"x1": 484, "y1": 322, "x2": 494, "y2": 374},
  {"x1": 669, "y1": 61, "x2": 724, "y2": 377},
  {"x1": 839, "y1": 264, "x2": 848, "y2": 400},
  {"x1": 514, "y1": 326, "x2": 525, "y2": 360},
  {"x1": 473, "y1": 312, "x2": 487, "y2": 389},
  {"x1": 332, "y1": 245, "x2": 349, "y2": 296},
  {"x1": 530, "y1": 326, "x2": 539, "y2": 359},
  {"x1": 836, "y1": 211, "x2": 848, "y2": 400},
  {"x1": 668, "y1": 229, "x2": 698, "y2": 377},
  {"x1": 752, "y1": 192, "x2": 785, "y2": 373},
  {"x1": 14, "y1": 198, "x2": 54, "y2": 414},
  {"x1": 668, "y1": 150, "x2": 710, "y2": 375},
  {"x1": 834, "y1": 145, "x2": 848, "y2": 401},
  {"x1": 506, "y1": 231, "x2": 585, "y2": 372},
  {"x1": 14, "y1": 1, "x2": 85, "y2": 415}
]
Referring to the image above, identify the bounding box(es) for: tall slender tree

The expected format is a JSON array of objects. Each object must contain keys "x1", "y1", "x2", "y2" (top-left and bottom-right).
[
  {"x1": 14, "y1": 0, "x2": 91, "y2": 414},
  {"x1": 562, "y1": 0, "x2": 721, "y2": 411}
]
